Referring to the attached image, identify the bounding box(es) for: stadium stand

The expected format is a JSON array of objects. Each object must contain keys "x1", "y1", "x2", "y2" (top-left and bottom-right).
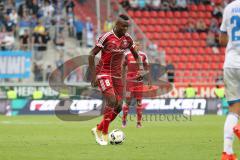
[{"x1": 120, "y1": 0, "x2": 226, "y2": 84}]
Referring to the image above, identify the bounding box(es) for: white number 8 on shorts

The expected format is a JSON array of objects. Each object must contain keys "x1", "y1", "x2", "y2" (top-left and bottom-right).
[{"x1": 98, "y1": 77, "x2": 112, "y2": 91}]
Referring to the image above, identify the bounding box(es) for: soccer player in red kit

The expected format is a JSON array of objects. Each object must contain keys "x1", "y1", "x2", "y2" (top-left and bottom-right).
[
  {"x1": 88, "y1": 14, "x2": 141, "y2": 145},
  {"x1": 122, "y1": 43, "x2": 151, "y2": 128}
]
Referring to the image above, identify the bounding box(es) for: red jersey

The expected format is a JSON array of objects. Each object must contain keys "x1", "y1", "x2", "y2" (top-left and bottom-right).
[
  {"x1": 123, "y1": 51, "x2": 148, "y2": 80},
  {"x1": 95, "y1": 31, "x2": 135, "y2": 78}
]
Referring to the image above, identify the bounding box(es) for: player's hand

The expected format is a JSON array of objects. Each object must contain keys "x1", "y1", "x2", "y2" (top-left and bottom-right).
[
  {"x1": 148, "y1": 82, "x2": 152, "y2": 89},
  {"x1": 91, "y1": 79, "x2": 98, "y2": 87},
  {"x1": 136, "y1": 72, "x2": 143, "y2": 81}
]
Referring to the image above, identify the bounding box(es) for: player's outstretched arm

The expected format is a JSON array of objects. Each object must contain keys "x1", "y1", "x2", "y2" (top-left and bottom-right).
[
  {"x1": 88, "y1": 46, "x2": 102, "y2": 87},
  {"x1": 219, "y1": 32, "x2": 228, "y2": 46}
]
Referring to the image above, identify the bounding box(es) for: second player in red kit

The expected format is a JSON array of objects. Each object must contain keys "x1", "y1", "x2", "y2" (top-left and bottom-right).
[{"x1": 122, "y1": 43, "x2": 151, "y2": 128}]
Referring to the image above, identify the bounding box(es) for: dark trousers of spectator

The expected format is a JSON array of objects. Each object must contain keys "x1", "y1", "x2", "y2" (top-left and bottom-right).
[
  {"x1": 76, "y1": 32, "x2": 83, "y2": 47},
  {"x1": 167, "y1": 73, "x2": 175, "y2": 83},
  {"x1": 68, "y1": 26, "x2": 74, "y2": 37}
]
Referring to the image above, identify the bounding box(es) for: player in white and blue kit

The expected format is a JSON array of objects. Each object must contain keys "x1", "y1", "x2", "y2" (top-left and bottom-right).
[{"x1": 220, "y1": 1, "x2": 240, "y2": 159}]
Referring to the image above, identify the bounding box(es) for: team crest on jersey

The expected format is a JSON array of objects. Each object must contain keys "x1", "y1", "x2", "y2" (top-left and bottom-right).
[{"x1": 121, "y1": 39, "x2": 129, "y2": 49}]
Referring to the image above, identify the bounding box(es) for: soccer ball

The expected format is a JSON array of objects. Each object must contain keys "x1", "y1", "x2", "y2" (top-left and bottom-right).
[{"x1": 109, "y1": 129, "x2": 125, "y2": 145}]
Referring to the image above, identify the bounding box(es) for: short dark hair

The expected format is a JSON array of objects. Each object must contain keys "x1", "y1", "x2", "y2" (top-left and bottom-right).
[{"x1": 119, "y1": 14, "x2": 129, "y2": 21}]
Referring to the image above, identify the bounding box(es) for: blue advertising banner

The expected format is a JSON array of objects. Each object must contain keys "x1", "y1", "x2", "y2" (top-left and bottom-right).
[{"x1": 0, "y1": 51, "x2": 32, "y2": 78}]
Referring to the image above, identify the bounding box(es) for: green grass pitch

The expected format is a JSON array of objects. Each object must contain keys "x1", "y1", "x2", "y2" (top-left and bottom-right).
[{"x1": 0, "y1": 115, "x2": 239, "y2": 160}]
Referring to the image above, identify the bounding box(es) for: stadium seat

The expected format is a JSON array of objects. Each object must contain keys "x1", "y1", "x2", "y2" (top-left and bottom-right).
[
  {"x1": 189, "y1": 4, "x2": 198, "y2": 11},
  {"x1": 176, "y1": 33, "x2": 184, "y2": 39},
  {"x1": 177, "y1": 63, "x2": 185, "y2": 69},
  {"x1": 143, "y1": 11, "x2": 150, "y2": 18},
  {"x1": 166, "y1": 11, "x2": 174, "y2": 18},
  {"x1": 199, "y1": 33, "x2": 207, "y2": 39},
  {"x1": 174, "y1": 11, "x2": 181, "y2": 18},
  {"x1": 206, "y1": 5, "x2": 213, "y2": 12},
  {"x1": 189, "y1": 47, "x2": 197, "y2": 54},
  {"x1": 188, "y1": 55, "x2": 195, "y2": 62},
  {"x1": 181, "y1": 11, "x2": 188, "y2": 18},
  {"x1": 203, "y1": 63, "x2": 210, "y2": 69},
  {"x1": 205, "y1": 12, "x2": 212, "y2": 18},
  {"x1": 182, "y1": 47, "x2": 189, "y2": 54},
  {"x1": 169, "y1": 32, "x2": 176, "y2": 39},
  {"x1": 198, "y1": 4, "x2": 206, "y2": 11},
  {"x1": 206, "y1": 47, "x2": 212, "y2": 54},
  {"x1": 199, "y1": 40, "x2": 206, "y2": 47},
  {"x1": 190, "y1": 12, "x2": 198, "y2": 18},
  {"x1": 134, "y1": 11, "x2": 142, "y2": 18},
  {"x1": 165, "y1": 47, "x2": 173, "y2": 54},
  {"x1": 192, "y1": 41, "x2": 199, "y2": 47},
  {"x1": 164, "y1": 18, "x2": 171, "y2": 25},
  {"x1": 149, "y1": 18, "x2": 156, "y2": 25},
  {"x1": 141, "y1": 18, "x2": 148, "y2": 25},
  {"x1": 220, "y1": 55, "x2": 225, "y2": 62},
  {"x1": 128, "y1": 10, "x2": 134, "y2": 17},
  {"x1": 182, "y1": 40, "x2": 190, "y2": 47},
  {"x1": 180, "y1": 18, "x2": 188, "y2": 25},
  {"x1": 172, "y1": 18, "x2": 181, "y2": 25},
  {"x1": 197, "y1": 48, "x2": 205, "y2": 54},
  {"x1": 158, "y1": 11, "x2": 165, "y2": 18},
  {"x1": 185, "y1": 33, "x2": 191, "y2": 39},
  {"x1": 192, "y1": 33, "x2": 200, "y2": 40},
  {"x1": 150, "y1": 11, "x2": 157, "y2": 18}
]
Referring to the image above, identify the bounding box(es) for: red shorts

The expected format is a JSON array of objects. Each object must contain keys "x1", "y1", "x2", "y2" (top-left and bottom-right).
[
  {"x1": 126, "y1": 81, "x2": 144, "y2": 100},
  {"x1": 97, "y1": 74, "x2": 123, "y2": 101}
]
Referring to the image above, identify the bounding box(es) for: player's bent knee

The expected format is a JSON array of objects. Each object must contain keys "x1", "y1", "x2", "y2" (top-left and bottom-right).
[{"x1": 106, "y1": 97, "x2": 117, "y2": 107}]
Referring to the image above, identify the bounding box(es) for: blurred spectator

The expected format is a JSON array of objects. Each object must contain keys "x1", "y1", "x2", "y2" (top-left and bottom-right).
[
  {"x1": 212, "y1": 2, "x2": 223, "y2": 18},
  {"x1": 19, "y1": 29, "x2": 30, "y2": 50},
  {"x1": 103, "y1": 17, "x2": 113, "y2": 32},
  {"x1": 138, "y1": 0, "x2": 146, "y2": 10},
  {"x1": 55, "y1": 54, "x2": 64, "y2": 79},
  {"x1": 54, "y1": 31, "x2": 65, "y2": 53},
  {"x1": 43, "y1": 12, "x2": 52, "y2": 31},
  {"x1": 39, "y1": 30, "x2": 50, "y2": 51},
  {"x1": 175, "y1": 0, "x2": 187, "y2": 11},
  {"x1": 67, "y1": 8, "x2": 75, "y2": 37},
  {"x1": 184, "y1": 84, "x2": 197, "y2": 98},
  {"x1": 45, "y1": 65, "x2": 52, "y2": 81},
  {"x1": 85, "y1": 17, "x2": 94, "y2": 48},
  {"x1": 74, "y1": 17, "x2": 84, "y2": 47},
  {"x1": 129, "y1": 0, "x2": 138, "y2": 10},
  {"x1": 33, "y1": 62, "x2": 43, "y2": 82},
  {"x1": 0, "y1": 27, "x2": 6, "y2": 50},
  {"x1": 66, "y1": 0, "x2": 75, "y2": 14},
  {"x1": 166, "y1": 60, "x2": 175, "y2": 83},
  {"x1": 183, "y1": 19, "x2": 196, "y2": 32},
  {"x1": 28, "y1": 0, "x2": 39, "y2": 17},
  {"x1": 152, "y1": 0, "x2": 162, "y2": 11},
  {"x1": 161, "y1": 1, "x2": 170, "y2": 11},
  {"x1": 54, "y1": 10, "x2": 65, "y2": 33},
  {"x1": 42, "y1": 0, "x2": 54, "y2": 17},
  {"x1": 4, "y1": 15, "x2": 15, "y2": 32},
  {"x1": 2, "y1": 32, "x2": 14, "y2": 50},
  {"x1": 196, "y1": 19, "x2": 207, "y2": 33},
  {"x1": 120, "y1": 0, "x2": 130, "y2": 10},
  {"x1": 206, "y1": 31, "x2": 218, "y2": 47},
  {"x1": 168, "y1": 0, "x2": 177, "y2": 10},
  {"x1": 151, "y1": 58, "x2": 161, "y2": 82},
  {"x1": 18, "y1": 15, "x2": 31, "y2": 36},
  {"x1": 18, "y1": 2, "x2": 28, "y2": 18},
  {"x1": 5, "y1": 0, "x2": 15, "y2": 15},
  {"x1": 209, "y1": 18, "x2": 220, "y2": 34},
  {"x1": 33, "y1": 20, "x2": 45, "y2": 35},
  {"x1": 32, "y1": 21, "x2": 45, "y2": 60},
  {"x1": 9, "y1": 9, "x2": 18, "y2": 26}
]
